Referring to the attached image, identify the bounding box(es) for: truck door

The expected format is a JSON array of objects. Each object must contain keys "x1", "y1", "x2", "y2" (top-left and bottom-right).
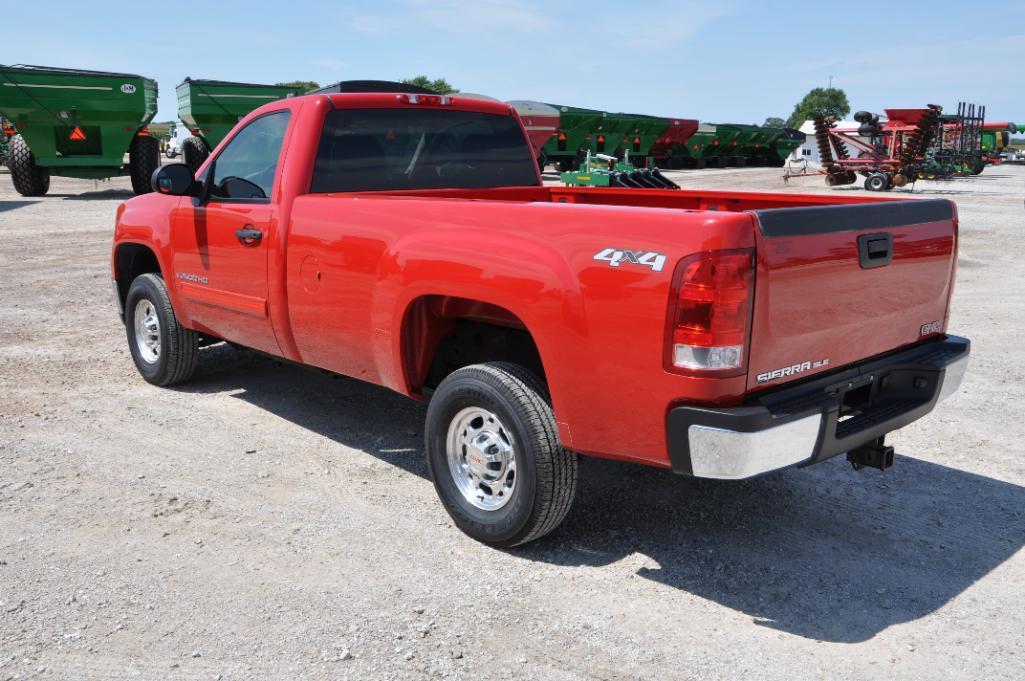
[{"x1": 170, "y1": 110, "x2": 290, "y2": 355}]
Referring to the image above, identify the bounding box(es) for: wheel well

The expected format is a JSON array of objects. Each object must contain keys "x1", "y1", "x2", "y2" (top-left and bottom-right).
[
  {"x1": 402, "y1": 295, "x2": 545, "y2": 395},
  {"x1": 114, "y1": 244, "x2": 161, "y2": 312}
]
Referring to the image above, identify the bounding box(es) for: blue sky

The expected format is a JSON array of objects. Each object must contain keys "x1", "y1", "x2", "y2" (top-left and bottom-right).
[{"x1": 6, "y1": 0, "x2": 1023, "y2": 128}]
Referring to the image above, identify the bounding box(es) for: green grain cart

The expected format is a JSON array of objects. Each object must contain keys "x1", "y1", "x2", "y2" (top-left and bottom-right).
[
  {"x1": 0, "y1": 64, "x2": 159, "y2": 196},
  {"x1": 176, "y1": 78, "x2": 305, "y2": 172},
  {"x1": 667, "y1": 124, "x2": 717, "y2": 168},
  {"x1": 772, "y1": 128, "x2": 806, "y2": 166},
  {"x1": 542, "y1": 105, "x2": 608, "y2": 171}
]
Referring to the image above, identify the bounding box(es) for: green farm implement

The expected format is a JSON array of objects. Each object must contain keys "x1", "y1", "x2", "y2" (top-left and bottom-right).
[
  {"x1": 176, "y1": 78, "x2": 305, "y2": 172},
  {"x1": 0, "y1": 64, "x2": 158, "y2": 196},
  {"x1": 559, "y1": 151, "x2": 680, "y2": 189}
]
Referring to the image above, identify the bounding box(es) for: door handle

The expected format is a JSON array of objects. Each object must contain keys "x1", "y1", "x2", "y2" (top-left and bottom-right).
[
  {"x1": 857, "y1": 233, "x2": 893, "y2": 269},
  {"x1": 236, "y1": 226, "x2": 263, "y2": 246}
]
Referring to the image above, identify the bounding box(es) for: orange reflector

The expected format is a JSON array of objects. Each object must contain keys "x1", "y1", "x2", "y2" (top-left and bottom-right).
[
  {"x1": 633, "y1": 136, "x2": 640, "y2": 144},
  {"x1": 597, "y1": 135, "x2": 604, "y2": 143},
  {"x1": 138, "y1": 128, "x2": 150, "y2": 136},
  {"x1": 69, "y1": 126, "x2": 86, "y2": 141},
  {"x1": 558, "y1": 132, "x2": 566, "y2": 141}
]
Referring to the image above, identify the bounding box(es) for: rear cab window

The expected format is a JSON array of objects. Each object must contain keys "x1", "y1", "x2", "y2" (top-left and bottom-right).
[{"x1": 310, "y1": 107, "x2": 539, "y2": 193}]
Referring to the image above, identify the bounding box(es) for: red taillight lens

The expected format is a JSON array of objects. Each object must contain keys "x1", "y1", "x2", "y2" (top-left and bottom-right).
[{"x1": 665, "y1": 249, "x2": 755, "y2": 375}]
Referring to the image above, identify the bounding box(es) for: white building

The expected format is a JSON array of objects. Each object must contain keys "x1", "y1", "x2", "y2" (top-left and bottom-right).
[{"x1": 790, "y1": 120, "x2": 868, "y2": 165}]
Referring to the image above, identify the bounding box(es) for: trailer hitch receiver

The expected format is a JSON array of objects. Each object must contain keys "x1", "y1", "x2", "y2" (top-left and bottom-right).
[{"x1": 847, "y1": 437, "x2": 895, "y2": 471}]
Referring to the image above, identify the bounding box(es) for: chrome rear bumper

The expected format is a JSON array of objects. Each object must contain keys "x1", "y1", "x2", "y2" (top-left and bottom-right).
[{"x1": 667, "y1": 335, "x2": 970, "y2": 479}]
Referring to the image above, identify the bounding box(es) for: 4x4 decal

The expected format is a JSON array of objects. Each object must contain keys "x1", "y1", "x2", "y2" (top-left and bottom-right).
[{"x1": 593, "y1": 248, "x2": 667, "y2": 272}]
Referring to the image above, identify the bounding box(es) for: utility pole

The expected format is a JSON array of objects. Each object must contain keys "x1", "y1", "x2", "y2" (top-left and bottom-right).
[{"x1": 828, "y1": 75, "x2": 834, "y2": 88}]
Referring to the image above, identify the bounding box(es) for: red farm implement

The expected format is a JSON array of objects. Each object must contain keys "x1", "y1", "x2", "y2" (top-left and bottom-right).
[{"x1": 790, "y1": 103, "x2": 988, "y2": 191}]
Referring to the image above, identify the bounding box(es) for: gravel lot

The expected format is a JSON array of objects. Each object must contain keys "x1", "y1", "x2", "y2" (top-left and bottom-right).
[{"x1": 1, "y1": 164, "x2": 1024, "y2": 680}]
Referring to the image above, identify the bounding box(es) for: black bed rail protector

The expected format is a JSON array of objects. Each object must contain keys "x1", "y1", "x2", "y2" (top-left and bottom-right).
[{"x1": 754, "y1": 199, "x2": 954, "y2": 237}]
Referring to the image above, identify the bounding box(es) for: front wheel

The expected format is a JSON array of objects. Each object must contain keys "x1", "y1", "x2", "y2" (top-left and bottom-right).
[
  {"x1": 125, "y1": 273, "x2": 198, "y2": 386},
  {"x1": 425, "y1": 363, "x2": 577, "y2": 548}
]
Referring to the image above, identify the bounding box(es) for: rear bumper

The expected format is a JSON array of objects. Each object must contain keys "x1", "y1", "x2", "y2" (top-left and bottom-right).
[{"x1": 667, "y1": 335, "x2": 970, "y2": 479}]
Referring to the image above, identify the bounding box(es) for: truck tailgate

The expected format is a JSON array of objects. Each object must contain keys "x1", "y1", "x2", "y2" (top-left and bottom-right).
[{"x1": 747, "y1": 199, "x2": 956, "y2": 391}]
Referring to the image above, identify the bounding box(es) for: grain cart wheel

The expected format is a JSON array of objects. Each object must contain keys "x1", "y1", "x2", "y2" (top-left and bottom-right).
[
  {"x1": 7, "y1": 134, "x2": 50, "y2": 197},
  {"x1": 425, "y1": 362, "x2": 578, "y2": 548},
  {"x1": 129, "y1": 135, "x2": 160, "y2": 195},
  {"x1": 181, "y1": 136, "x2": 209, "y2": 174},
  {"x1": 865, "y1": 173, "x2": 889, "y2": 192},
  {"x1": 125, "y1": 273, "x2": 198, "y2": 386}
]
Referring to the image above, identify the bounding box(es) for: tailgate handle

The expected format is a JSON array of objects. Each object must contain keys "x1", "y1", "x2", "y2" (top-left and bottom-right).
[{"x1": 858, "y1": 233, "x2": 893, "y2": 269}]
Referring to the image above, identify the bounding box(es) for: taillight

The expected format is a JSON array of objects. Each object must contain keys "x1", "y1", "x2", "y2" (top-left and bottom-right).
[{"x1": 664, "y1": 249, "x2": 755, "y2": 375}]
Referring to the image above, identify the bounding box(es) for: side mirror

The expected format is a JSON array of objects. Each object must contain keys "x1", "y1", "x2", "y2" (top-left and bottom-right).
[{"x1": 151, "y1": 164, "x2": 199, "y2": 196}]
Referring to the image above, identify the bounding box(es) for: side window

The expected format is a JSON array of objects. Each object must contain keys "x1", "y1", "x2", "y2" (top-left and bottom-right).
[{"x1": 209, "y1": 111, "x2": 290, "y2": 201}]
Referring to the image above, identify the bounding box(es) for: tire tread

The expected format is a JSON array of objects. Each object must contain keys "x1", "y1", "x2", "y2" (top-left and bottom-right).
[{"x1": 126, "y1": 273, "x2": 198, "y2": 386}]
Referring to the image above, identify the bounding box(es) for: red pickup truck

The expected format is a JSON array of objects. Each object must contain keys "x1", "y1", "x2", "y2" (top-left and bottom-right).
[{"x1": 111, "y1": 90, "x2": 969, "y2": 547}]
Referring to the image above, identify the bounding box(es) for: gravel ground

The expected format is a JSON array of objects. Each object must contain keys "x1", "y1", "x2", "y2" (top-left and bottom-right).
[{"x1": 1, "y1": 164, "x2": 1024, "y2": 680}]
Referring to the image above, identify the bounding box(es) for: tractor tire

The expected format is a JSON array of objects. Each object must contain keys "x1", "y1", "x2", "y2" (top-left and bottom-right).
[
  {"x1": 182, "y1": 136, "x2": 209, "y2": 174},
  {"x1": 970, "y1": 159, "x2": 985, "y2": 175},
  {"x1": 425, "y1": 362, "x2": 578, "y2": 548},
  {"x1": 129, "y1": 135, "x2": 160, "y2": 195},
  {"x1": 7, "y1": 134, "x2": 50, "y2": 197},
  {"x1": 865, "y1": 173, "x2": 889, "y2": 192}
]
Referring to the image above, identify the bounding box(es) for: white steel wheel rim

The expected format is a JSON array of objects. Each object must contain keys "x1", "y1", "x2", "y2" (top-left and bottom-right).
[
  {"x1": 133, "y1": 299, "x2": 161, "y2": 364},
  {"x1": 446, "y1": 406, "x2": 517, "y2": 511}
]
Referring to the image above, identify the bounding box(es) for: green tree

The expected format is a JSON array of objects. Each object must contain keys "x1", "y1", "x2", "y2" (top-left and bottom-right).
[
  {"x1": 276, "y1": 80, "x2": 320, "y2": 93},
  {"x1": 786, "y1": 88, "x2": 850, "y2": 128},
  {"x1": 763, "y1": 117, "x2": 786, "y2": 128},
  {"x1": 401, "y1": 75, "x2": 459, "y2": 95}
]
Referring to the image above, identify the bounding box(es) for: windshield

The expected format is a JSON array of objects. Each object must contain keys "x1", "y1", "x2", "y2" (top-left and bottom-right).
[{"x1": 310, "y1": 107, "x2": 539, "y2": 193}]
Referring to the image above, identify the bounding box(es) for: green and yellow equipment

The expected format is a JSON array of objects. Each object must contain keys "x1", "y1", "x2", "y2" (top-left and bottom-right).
[{"x1": 559, "y1": 151, "x2": 680, "y2": 189}]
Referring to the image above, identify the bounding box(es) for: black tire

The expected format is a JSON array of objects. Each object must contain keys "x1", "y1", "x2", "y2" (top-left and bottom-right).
[
  {"x1": 425, "y1": 362, "x2": 578, "y2": 548},
  {"x1": 124, "y1": 273, "x2": 198, "y2": 386},
  {"x1": 129, "y1": 135, "x2": 160, "y2": 195},
  {"x1": 865, "y1": 173, "x2": 889, "y2": 191},
  {"x1": 7, "y1": 134, "x2": 50, "y2": 196},
  {"x1": 181, "y1": 136, "x2": 209, "y2": 174}
]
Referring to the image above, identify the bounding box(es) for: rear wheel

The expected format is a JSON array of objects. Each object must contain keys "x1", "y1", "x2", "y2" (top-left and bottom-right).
[
  {"x1": 129, "y1": 135, "x2": 160, "y2": 195},
  {"x1": 125, "y1": 273, "x2": 198, "y2": 386},
  {"x1": 181, "y1": 136, "x2": 209, "y2": 174},
  {"x1": 7, "y1": 134, "x2": 50, "y2": 196},
  {"x1": 425, "y1": 362, "x2": 577, "y2": 548}
]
